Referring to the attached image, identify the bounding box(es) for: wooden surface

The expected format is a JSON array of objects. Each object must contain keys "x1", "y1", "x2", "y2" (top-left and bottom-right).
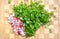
[{"x1": 0, "y1": 0, "x2": 60, "y2": 39}]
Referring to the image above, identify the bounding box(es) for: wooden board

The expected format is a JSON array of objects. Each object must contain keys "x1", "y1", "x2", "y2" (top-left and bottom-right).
[{"x1": 0, "y1": 0, "x2": 60, "y2": 39}]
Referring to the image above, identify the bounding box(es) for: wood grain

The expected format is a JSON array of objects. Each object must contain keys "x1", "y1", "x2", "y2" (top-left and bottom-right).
[{"x1": 0, "y1": 0, "x2": 59, "y2": 39}]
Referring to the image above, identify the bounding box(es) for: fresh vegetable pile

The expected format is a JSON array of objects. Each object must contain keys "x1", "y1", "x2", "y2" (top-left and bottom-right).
[{"x1": 8, "y1": 2, "x2": 52, "y2": 37}]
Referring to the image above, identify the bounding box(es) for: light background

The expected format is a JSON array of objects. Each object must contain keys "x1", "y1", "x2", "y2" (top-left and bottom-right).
[{"x1": 0, "y1": 0, "x2": 60, "y2": 39}]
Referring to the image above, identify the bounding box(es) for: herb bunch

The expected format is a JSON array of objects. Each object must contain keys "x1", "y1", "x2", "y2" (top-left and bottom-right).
[{"x1": 13, "y1": 2, "x2": 51, "y2": 37}]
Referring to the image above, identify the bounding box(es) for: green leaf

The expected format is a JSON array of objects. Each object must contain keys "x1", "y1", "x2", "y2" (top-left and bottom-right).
[
  {"x1": 13, "y1": 2, "x2": 52, "y2": 37},
  {"x1": 8, "y1": 0, "x2": 12, "y2": 4}
]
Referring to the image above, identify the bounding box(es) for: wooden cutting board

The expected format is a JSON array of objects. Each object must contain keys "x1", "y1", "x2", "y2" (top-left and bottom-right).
[{"x1": 0, "y1": 0, "x2": 60, "y2": 39}]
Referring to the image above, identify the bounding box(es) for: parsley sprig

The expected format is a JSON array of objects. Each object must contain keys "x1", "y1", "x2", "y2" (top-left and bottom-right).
[{"x1": 13, "y1": 2, "x2": 52, "y2": 37}]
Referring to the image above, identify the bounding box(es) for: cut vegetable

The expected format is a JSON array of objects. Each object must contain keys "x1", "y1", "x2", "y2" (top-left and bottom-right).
[
  {"x1": 8, "y1": 14, "x2": 26, "y2": 36},
  {"x1": 13, "y1": 2, "x2": 52, "y2": 37}
]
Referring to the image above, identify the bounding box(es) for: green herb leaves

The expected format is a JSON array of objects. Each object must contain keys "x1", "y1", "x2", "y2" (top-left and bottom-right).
[
  {"x1": 8, "y1": 0, "x2": 12, "y2": 4},
  {"x1": 13, "y1": 2, "x2": 51, "y2": 37}
]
